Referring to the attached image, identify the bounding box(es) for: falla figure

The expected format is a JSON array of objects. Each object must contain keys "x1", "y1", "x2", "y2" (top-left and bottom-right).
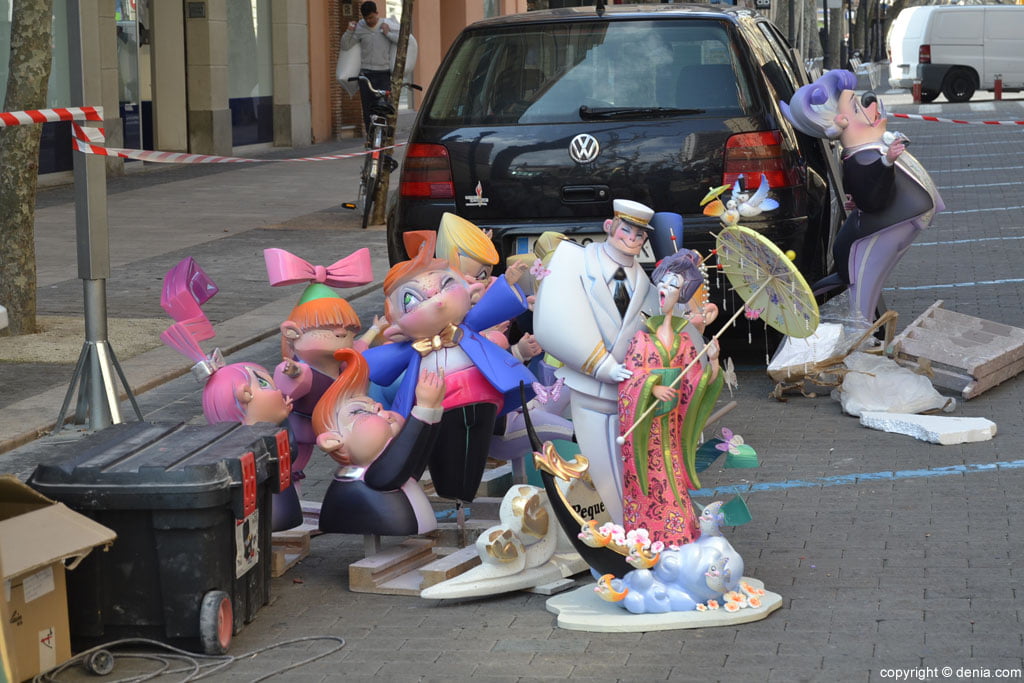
[
  {"x1": 781, "y1": 69, "x2": 943, "y2": 323},
  {"x1": 160, "y1": 257, "x2": 300, "y2": 531},
  {"x1": 362, "y1": 230, "x2": 536, "y2": 503},
  {"x1": 312, "y1": 348, "x2": 443, "y2": 536},
  {"x1": 264, "y1": 247, "x2": 378, "y2": 492}
]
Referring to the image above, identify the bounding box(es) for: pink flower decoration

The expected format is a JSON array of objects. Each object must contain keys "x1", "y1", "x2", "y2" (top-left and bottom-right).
[{"x1": 530, "y1": 258, "x2": 551, "y2": 281}]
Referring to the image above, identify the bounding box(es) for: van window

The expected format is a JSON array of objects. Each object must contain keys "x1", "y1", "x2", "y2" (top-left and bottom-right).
[{"x1": 425, "y1": 19, "x2": 752, "y2": 126}]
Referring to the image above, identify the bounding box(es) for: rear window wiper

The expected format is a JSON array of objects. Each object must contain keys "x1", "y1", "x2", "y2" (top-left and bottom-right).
[{"x1": 579, "y1": 105, "x2": 706, "y2": 119}]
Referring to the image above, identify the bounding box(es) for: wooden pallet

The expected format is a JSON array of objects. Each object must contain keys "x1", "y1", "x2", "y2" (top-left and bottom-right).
[
  {"x1": 891, "y1": 300, "x2": 1024, "y2": 399},
  {"x1": 270, "y1": 500, "x2": 322, "y2": 578}
]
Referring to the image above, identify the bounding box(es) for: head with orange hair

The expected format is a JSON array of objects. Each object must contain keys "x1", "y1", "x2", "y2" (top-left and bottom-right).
[
  {"x1": 312, "y1": 348, "x2": 406, "y2": 465},
  {"x1": 280, "y1": 284, "x2": 362, "y2": 370},
  {"x1": 381, "y1": 230, "x2": 477, "y2": 339}
]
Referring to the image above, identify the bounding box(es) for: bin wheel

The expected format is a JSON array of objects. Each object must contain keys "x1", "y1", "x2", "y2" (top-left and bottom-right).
[
  {"x1": 199, "y1": 590, "x2": 233, "y2": 655},
  {"x1": 85, "y1": 649, "x2": 115, "y2": 676}
]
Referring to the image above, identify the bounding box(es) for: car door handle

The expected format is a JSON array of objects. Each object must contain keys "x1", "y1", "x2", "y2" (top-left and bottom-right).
[{"x1": 561, "y1": 185, "x2": 610, "y2": 203}]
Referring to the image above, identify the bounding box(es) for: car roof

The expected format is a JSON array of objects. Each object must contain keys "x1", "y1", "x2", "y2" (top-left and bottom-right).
[{"x1": 467, "y1": 3, "x2": 760, "y2": 30}]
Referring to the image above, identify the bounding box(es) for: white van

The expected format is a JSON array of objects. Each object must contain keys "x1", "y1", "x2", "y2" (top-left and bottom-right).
[{"x1": 887, "y1": 4, "x2": 1024, "y2": 103}]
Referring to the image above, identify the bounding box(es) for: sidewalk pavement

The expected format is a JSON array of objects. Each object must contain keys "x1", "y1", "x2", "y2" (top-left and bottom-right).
[{"x1": 2, "y1": 96, "x2": 1024, "y2": 681}]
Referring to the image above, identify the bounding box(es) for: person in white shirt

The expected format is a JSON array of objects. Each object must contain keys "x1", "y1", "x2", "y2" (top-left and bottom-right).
[{"x1": 340, "y1": 1, "x2": 398, "y2": 135}]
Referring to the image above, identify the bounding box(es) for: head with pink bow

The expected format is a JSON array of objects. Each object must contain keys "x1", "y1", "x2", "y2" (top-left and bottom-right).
[
  {"x1": 160, "y1": 257, "x2": 292, "y2": 425},
  {"x1": 263, "y1": 248, "x2": 374, "y2": 368}
]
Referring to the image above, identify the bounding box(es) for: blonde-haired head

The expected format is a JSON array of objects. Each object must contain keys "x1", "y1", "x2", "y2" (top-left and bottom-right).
[{"x1": 436, "y1": 212, "x2": 499, "y2": 266}]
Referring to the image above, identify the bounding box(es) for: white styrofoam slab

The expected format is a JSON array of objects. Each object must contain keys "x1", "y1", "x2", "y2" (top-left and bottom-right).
[{"x1": 859, "y1": 412, "x2": 997, "y2": 445}]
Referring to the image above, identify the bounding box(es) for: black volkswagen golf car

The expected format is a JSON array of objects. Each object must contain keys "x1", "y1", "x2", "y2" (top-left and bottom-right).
[{"x1": 388, "y1": 4, "x2": 843, "y2": 284}]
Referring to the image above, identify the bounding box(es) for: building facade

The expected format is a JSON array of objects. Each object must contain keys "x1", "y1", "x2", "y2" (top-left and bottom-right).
[{"x1": 2, "y1": 0, "x2": 658, "y2": 177}]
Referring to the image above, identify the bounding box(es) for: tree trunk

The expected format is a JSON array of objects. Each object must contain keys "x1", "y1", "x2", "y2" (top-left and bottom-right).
[
  {"x1": 830, "y1": 6, "x2": 845, "y2": 70},
  {"x1": 370, "y1": 0, "x2": 414, "y2": 227},
  {"x1": 803, "y1": 0, "x2": 823, "y2": 60},
  {"x1": 0, "y1": 0, "x2": 54, "y2": 336}
]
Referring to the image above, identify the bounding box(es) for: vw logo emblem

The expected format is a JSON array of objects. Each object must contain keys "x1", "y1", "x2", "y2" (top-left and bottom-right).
[{"x1": 569, "y1": 134, "x2": 600, "y2": 164}]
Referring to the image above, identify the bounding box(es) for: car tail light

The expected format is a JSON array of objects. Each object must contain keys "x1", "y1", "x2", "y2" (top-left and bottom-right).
[
  {"x1": 722, "y1": 131, "x2": 799, "y2": 189},
  {"x1": 919, "y1": 44, "x2": 931, "y2": 64},
  {"x1": 400, "y1": 143, "x2": 455, "y2": 199}
]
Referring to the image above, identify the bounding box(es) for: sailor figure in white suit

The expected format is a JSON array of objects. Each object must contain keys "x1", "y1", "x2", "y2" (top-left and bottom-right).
[{"x1": 533, "y1": 199, "x2": 659, "y2": 525}]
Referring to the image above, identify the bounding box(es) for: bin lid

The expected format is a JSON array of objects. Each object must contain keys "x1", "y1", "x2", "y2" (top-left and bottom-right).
[
  {"x1": 0, "y1": 476, "x2": 116, "y2": 580},
  {"x1": 27, "y1": 422, "x2": 283, "y2": 510}
]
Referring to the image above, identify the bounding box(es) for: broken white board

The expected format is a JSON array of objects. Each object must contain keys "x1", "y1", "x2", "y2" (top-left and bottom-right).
[{"x1": 859, "y1": 412, "x2": 996, "y2": 445}]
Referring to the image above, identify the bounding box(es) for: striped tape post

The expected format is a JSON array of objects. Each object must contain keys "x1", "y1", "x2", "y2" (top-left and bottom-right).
[{"x1": 890, "y1": 112, "x2": 1024, "y2": 126}]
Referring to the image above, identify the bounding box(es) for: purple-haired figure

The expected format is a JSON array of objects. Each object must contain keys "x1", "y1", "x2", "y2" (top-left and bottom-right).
[{"x1": 781, "y1": 69, "x2": 943, "y2": 323}]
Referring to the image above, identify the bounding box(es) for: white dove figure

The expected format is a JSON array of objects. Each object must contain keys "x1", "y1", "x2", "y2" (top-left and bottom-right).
[{"x1": 734, "y1": 173, "x2": 779, "y2": 218}]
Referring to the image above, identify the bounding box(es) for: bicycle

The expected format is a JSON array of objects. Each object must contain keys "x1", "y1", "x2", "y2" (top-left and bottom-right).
[{"x1": 342, "y1": 75, "x2": 420, "y2": 230}]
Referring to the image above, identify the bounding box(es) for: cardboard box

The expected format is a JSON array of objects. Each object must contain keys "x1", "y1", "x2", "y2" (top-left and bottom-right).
[{"x1": 0, "y1": 476, "x2": 116, "y2": 682}]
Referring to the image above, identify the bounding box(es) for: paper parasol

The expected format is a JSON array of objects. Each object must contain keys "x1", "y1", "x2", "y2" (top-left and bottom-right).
[{"x1": 716, "y1": 225, "x2": 819, "y2": 339}]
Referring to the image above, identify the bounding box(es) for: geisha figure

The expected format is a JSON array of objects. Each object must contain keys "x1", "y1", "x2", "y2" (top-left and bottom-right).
[
  {"x1": 618, "y1": 249, "x2": 722, "y2": 547},
  {"x1": 312, "y1": 349, "x2": 443, "y2": 536},
  {"x1": 264, "y1": 248, "x2": 378, "y2": 489}
]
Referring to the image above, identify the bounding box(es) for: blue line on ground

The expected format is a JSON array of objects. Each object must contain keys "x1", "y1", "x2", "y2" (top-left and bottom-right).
[
  {"x1": 912, "y1": 235, "x2": 1024, "y2": 247},
  {"x1": 945, "y1": 205, "x2": 1024, "y2": 214},
  {"x1": 883, "y1": 277, "x2": 1024, "y2": 291},
  {"x1": 930, "y1": 165, "x2": 1023, "y2": 174},
  {"x1": 691, "y1": 459, "x2": 1024, "y2": 498}
]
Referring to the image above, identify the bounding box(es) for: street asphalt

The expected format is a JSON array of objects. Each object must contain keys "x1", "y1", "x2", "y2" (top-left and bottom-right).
[{"x1": 2, "y1": 92, "x2": 1024, "y2": 682}]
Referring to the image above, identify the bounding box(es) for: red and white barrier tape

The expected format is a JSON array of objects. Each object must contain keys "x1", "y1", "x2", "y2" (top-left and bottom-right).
[
  {"x1": 2, "y1": 105, "x2": 404, "y2": 164},
  {"x1": 0, "y1": 105, "x2": 103, "y2": 128},
  {"x1": 71, "y1": 132, "x2": 405, "y2": 164},
  {"x1": 891, "y1": 112, "x2": 1024, "y2": 126}
]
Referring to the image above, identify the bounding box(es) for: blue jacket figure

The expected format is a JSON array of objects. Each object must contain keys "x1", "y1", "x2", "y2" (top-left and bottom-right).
[{"x1": 363, "y1": 231, "x2": 535, "y2": 502}]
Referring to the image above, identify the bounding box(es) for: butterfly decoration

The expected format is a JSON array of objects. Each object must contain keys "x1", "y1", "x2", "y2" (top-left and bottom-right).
[
  {"x1": 743, "y1": 305, "x2": 763, "y2": 320},
  {"x1": 529, "y1": 257, "x2": 551, "y2": 281},
  {"x1": 715, "y1": 427, "x2": 745, "y2": 455},
  {"x1": 722, "y1": 357, "x2": 738, "y2": 397},
  {"x1": 532, "y1": 377, "x2": 564, "y2": 405}
]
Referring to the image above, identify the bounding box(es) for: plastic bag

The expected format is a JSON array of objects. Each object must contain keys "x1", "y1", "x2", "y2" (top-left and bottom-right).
[{"x1": 833, "y1": 352, "x2": 955, "y2": 417}]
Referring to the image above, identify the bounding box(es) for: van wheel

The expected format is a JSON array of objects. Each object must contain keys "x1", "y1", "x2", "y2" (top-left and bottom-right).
[
  {"x1": 942, "y1": 69, "x2": 975, "y2": 103},
  {"x1": 919, "y1": 89, "x2": 939, "y2": 103}
]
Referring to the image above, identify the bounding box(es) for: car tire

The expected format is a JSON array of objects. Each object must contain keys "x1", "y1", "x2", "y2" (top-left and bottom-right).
[
  {"x1": 941, "y1": 69, "x2": 975, "y2": 103},
  {"x1": 919, "y1": 89, "x2": 939, "y2": 103}
]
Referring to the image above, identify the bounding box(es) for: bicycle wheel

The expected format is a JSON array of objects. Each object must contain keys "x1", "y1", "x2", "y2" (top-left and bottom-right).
[{"x1": 361, "y1": 127, "x2": 384, "y2": 230}]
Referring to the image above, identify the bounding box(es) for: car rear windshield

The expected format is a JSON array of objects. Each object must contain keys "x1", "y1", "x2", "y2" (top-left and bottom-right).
[{"x1": 425, "y1": 19, "x2": 753, "y2": 126}]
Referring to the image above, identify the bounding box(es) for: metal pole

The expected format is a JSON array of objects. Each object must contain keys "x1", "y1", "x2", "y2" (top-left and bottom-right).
[{"x1": 56, "y1": 0, "x2": 139, "y2": 432}]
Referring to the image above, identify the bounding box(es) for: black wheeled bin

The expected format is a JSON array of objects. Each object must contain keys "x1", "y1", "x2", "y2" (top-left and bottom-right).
[{"x1": 27, "y1": 421, "x2": 293, "y2": 654}]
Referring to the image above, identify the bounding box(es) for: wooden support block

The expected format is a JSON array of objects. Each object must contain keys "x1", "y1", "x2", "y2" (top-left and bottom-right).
[
  {"x1": 418, "y1": 545, "x2": 482, "y2": 590},
  {"x1": 348, "y1": 538, "x2": 436, "y2": 595},
  {"x1": 271, "y1": 528, "x2": 312, "y2": 578}
]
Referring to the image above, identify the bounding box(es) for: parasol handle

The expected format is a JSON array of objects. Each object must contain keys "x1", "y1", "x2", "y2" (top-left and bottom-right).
[{"x1": 616, "y1": 279, "x2": 770, "y2": 445}]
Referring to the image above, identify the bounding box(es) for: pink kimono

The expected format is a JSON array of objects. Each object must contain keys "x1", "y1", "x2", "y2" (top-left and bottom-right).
[{"x1": 618, "y1": 316, "x2": 704, "y2": 547}]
